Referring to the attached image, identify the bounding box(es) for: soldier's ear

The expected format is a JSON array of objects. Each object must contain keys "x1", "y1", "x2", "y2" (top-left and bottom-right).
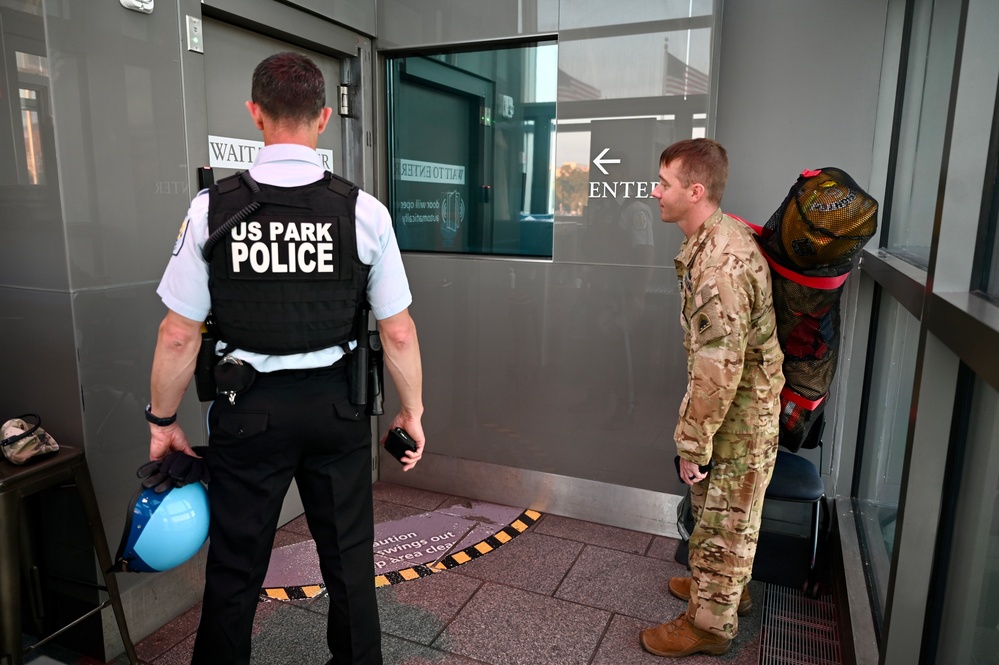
[{"x1": 689, "y1": 182, "x2": 706, "y2": 204}]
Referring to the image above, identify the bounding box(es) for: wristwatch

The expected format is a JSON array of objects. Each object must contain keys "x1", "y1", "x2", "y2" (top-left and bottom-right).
[{"x1": 145, "y1": 403, "x2": 177, "y2": 427}]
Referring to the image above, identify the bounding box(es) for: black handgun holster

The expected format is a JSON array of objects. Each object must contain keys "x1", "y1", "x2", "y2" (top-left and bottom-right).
[{"x1": 194, "y1": 325, "x2": 219, "y2": 401}]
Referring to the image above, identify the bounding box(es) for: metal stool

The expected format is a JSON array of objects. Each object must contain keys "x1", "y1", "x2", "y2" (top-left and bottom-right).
[{"x1": 0, "y1": 445, "x2": 137, "y2": 665}]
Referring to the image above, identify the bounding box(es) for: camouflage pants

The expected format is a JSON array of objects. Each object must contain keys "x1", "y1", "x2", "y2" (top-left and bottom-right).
[{"x1": 687, "y1": 430, "x2": 778, "y2": 639}]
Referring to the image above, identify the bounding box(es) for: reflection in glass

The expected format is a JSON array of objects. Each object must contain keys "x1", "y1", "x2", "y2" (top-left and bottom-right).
[
  {"x1": 853, "y1": 294, "x2": 920, "y2": 630},
  {"x1": 559, "y1": 0, "x2": 713, "y2": 29},
  {"x1": 12, "y1": 50, "x2": 51, "y2": 186},
  {"x1": 555, "y1": 16, "x2": 716, "y2": 267},
  {"x1": 886, "y1": 0, "x2": 961, "y2": 268},
  {"x1": 0, "y1": 0, "x2": 41, "y2": 15},
  {"x1": 386, "y1": 42, "x2": 557, "y2": 257},
  {"x1": 3, "y1": 30, "x2": 53, "y2": 189},
  {"x1": 20, "y1": 89, "x2": 44, "y2": 185},
  {"x1": 16, "y1": 50, "x2": 47, "y2": 76},
  {"x1": 935, "y1": 376, "x2": 999, "y2": 664},
  {"x1": 558, "y1": 30, "x2": 713, "y2": 102}
]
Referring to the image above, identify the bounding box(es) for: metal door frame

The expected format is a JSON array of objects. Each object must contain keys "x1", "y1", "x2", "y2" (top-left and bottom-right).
[{"x1": 183, "y1": 0, "x2": 374, "y2": 192}]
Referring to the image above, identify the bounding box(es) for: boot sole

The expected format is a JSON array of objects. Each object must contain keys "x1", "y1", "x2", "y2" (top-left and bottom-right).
[
  {"x1": 639, "y1": 633, "x2": 732, "y2": 657},
  {"x1": 668, "y1": 584, "x2": 752, "y2": 616}
]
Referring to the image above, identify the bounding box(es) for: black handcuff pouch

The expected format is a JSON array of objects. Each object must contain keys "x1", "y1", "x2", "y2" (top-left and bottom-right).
[{"x1": 213, "y1": 356, "x2": 256, "y2": 401}]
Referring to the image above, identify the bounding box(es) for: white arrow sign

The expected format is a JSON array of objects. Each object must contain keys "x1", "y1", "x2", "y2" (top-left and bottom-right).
[{"x1": 592, "y1": 148, "x2": 621, "y2": 175}]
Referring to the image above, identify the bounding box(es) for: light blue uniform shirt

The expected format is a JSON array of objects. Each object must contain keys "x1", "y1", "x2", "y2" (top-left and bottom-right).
[{"x1": 157, "y1": 144, "x2": 412, "y2": 372}]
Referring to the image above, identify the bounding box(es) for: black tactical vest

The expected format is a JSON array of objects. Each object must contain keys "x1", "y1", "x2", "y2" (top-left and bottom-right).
[{"x1": 206, "y1": 171, "x2": 369, "y2": 355}]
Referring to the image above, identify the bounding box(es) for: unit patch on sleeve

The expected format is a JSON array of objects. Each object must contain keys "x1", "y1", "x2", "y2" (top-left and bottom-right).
[{"x1": 172, "y1": 217, "x2": 190, "y2": 256}]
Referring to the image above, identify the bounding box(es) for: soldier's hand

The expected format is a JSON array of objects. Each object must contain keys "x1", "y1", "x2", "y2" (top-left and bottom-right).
[{"x1": 679, "y1": 457, "x2": 708, "y2": 486}]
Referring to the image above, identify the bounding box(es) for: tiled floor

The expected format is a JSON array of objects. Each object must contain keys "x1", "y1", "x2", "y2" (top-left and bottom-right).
[{"x1": 29, "y1": 481, "x2": 766, "y2": 665}]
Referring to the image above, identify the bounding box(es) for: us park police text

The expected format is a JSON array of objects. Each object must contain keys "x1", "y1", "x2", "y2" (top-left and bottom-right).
[{"x1": 229, "y1": 221, "x2": 335, "y2": 274}]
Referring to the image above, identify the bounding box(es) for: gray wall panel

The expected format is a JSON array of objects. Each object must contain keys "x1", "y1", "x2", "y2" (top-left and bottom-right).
[
  {"x1": 0, "y1": 185, "x2": 69, "y2": 291},
  {"x1": 715, "y1": 0, "x2": 889, "y2": 222},
  {"x1": 388, "y1": 255, "x2": 692, "y2": 495},
  {"x1": 0, "y1": 286, "x2": 82, "y2": 439},
  {"x1": 45, "y1": 2, "x2": 191, "y2": 291}
]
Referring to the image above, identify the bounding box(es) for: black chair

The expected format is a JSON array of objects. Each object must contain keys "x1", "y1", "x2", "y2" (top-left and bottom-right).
[
  {"x1": 753, "y1": 415, "x2": 828, "y2": 592},
  {"x1": 765, "y1": 449, "x2": 826, "y2": 568},
  {"x1": 0, "y1": 445, "x2": 137, "y2": 665}
]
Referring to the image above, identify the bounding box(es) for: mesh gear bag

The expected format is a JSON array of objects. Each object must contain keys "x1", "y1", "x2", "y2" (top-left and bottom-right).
[{"x1": 743, "y1": 168, "x2": 878, "y2": 452}]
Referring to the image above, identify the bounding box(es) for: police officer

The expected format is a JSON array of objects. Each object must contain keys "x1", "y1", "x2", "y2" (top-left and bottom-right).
[
  {"x1": 640, "y1": 139, "x2": 784, "y2": 657},
  {"x1": 146, "y1": 52, "x2": 424, "y2": 665}
]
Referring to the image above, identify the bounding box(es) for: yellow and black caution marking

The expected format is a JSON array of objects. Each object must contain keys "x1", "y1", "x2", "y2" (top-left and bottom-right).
[
  {"x1": 374, "y1": 509, "x2": 541, "y2": 588},
  {"x1": 261, "y1": 584, "x2": 325, "y2": 601},
  {"x1": 374, "y1": 562, "x2": 438, "y2": 588},
  {"x1": 262, "y1": 509, "x2": 543, "y2": 597}
]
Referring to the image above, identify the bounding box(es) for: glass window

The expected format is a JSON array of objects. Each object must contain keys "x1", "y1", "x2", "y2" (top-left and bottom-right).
[
  {"x1": 853, "y1": 293, "x2": 921, "y2": 631},
  {"x1": 989, "y1": 213, "x2": 999, "y2": 297},
  {"x1": 983, "y1": 87, "x2": 999, "y2": 299},
  {"x1": 934, "y1": 375, "x2": 999, "y2": 665},
  {"x1": 386, "y1": 42, "x2": 558, "y2": 257},
  {"x1": 885, "y1": 0, "x2": 962, "y2": 268},
  {"x1": 554, "y1": 11, "x2": 717, "y2": 267}
]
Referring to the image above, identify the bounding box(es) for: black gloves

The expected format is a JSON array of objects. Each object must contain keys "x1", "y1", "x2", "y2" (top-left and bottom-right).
[{"x1": 137, "y1": 446, "x2": 210, "y2": 493}]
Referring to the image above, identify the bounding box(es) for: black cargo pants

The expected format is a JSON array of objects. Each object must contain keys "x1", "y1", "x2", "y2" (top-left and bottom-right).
[{"x1": 191, "y1": 361, "x2": 381, "y2": 665}]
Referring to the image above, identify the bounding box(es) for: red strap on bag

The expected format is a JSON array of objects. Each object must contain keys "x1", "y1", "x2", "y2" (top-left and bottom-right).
[{"x1": 730, "y1": 214, "x2": 850, "y2": 290}]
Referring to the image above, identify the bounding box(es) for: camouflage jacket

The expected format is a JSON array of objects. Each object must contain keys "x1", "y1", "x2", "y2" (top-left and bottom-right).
[{"x1": 673, "y1": 209, "x2": 785, "y2": 466}]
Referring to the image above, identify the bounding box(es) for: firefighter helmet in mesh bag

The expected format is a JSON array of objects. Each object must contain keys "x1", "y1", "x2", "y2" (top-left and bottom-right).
[
  {"x1": 762, "y1": 168, "x2": 878, "y2": 277},
  {"x1": 749, "y1": 167, "x2": 878, "y2": 452}
]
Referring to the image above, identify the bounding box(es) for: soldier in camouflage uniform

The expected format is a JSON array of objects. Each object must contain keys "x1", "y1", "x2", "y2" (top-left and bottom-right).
[{"x1": 640, "y1": 139, "x2": 785, "y2": 658}]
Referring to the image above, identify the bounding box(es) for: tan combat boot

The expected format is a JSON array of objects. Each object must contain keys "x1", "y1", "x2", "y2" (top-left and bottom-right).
[
  {"x1": 639, "y1": 613, "x2": 732, "y2": 657},
  {"x1": 667, "y1": 576, "x2": 752, "y2": 615}
]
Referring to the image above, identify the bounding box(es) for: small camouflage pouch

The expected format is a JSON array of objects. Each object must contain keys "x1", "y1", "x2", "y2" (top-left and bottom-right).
[{"x1": 1, "y1": 414, "x2": 59, "y2": 465}]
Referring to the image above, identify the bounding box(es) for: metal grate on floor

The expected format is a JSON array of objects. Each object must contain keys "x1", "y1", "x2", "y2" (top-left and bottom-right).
[{"x1": 758, "y1": 583, "x2": 842, "y2": 665}]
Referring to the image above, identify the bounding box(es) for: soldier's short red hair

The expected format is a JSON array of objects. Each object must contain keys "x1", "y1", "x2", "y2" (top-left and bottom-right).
[{"x1": 660, "y1": 139, "x2": 728, "y2": 205}]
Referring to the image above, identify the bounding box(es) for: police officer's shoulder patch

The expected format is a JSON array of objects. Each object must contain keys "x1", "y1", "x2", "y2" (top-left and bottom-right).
[{"x1": 172, "y1": 217, "x2": 190, "y2": 256}]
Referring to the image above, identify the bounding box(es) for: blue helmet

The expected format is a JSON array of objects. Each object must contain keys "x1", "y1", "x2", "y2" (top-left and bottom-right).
[{"x1": 109, "y1": 482, "x2": 210, "y2": 573}]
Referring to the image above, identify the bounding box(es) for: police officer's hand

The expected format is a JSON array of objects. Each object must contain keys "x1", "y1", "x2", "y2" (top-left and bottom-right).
[
  {"x1": 387, "y1": 413, "x2": 424, "y2": 472},
  {"x1": 137, "y1": 446, "x2": 210, "y2": 492}
]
